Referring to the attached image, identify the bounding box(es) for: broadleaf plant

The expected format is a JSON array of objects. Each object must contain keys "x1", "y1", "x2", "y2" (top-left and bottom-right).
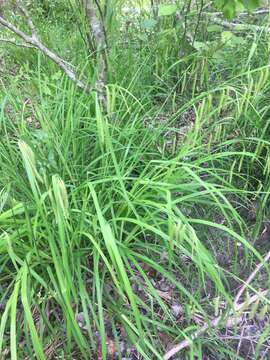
[{"x1": 216, "y1": 0, "x2": 261, "y2": 18}]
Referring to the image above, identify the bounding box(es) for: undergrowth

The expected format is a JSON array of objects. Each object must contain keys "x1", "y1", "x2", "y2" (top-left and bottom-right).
[{"x1": 0, "y1": 2, "x2": 270, "y2": 359}]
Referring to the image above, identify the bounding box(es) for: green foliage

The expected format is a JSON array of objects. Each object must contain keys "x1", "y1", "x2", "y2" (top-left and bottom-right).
[
  {"x1": 216, "y1": 0, "x2": 261, "y2": 18},
  {"x1": 0, "y1": 1, "x2": 270, "y2": 359},
  {"x1": 158, "y1": 4, "x2": 178, "y2": 16}
]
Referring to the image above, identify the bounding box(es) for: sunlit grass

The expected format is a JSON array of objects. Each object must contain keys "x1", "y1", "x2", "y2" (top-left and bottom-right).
[{"x1": 0, "y1": 7, "x2": 270, "y2": 359}]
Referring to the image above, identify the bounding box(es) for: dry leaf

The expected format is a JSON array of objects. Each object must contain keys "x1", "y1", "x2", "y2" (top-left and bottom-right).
[
  {"x1": 171, "y1": 302, "x2": 183, "y2": 318},
  {"x1": 156, "y1": 289, "x2": 173, "y2": 300}
]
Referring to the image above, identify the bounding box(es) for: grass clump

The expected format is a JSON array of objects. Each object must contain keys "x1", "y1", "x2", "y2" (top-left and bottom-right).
[{"x1": 0, "y1": 2, "x2": 270, "y2": 359}]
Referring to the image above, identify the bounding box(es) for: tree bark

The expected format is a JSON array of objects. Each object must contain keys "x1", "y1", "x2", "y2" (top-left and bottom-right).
[{"x1": 85, "y1": 0, "x2": 107, "y2": 108}]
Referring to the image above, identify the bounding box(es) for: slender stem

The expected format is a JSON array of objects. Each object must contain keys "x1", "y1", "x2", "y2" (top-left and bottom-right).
[{"x1": 0, "y1": 37, "x2": 34, "y2": 48}]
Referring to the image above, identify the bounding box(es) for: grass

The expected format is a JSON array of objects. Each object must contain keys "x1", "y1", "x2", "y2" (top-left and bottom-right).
[{"x1": 1, "y1": 3, "x2": 270, "y2": 359}]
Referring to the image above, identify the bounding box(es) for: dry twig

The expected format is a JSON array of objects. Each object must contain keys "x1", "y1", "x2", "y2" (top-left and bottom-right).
[
  {"x1": 163, "y1": 291, "x2": 268, "y2": 360},
  {"x1": 234, "y1": 250, "x2": 270, "y2": 306},
  {"x1": 0, "y1": 37, "x2": 34, "y2": 48},
  {"x1": 163, "y1": 250, "x2": 270, "y2": 360},
  {"x1": 209, "y1": 15, "x2": 270, "y2": 33}
]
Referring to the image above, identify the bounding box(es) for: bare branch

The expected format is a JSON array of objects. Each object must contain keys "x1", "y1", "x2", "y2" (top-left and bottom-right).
[
  {"x1": 0, "y1": 14, "x2": 91, "y2": 92},
  {"x1": 0, "y1": 15, "x2": 33, "y2": 42},
  {"x1": 163, "y1": 290, "x2": 268, "y2": 360},
  {"x1": 209, "y1": 15, "x2": 270, "y2": 33},
  {"x1": 208, "y1": 8, "x2": 269, "y2": 17},
  {"x1": 234, "y1": 250, "x2": 270, "y2": 306},
  {"x1": 16, "y1": 0, "x2": 38, "y2": 39},
  {"x1": 164, "y1": 251, "x2": 270, "y2": 360}
]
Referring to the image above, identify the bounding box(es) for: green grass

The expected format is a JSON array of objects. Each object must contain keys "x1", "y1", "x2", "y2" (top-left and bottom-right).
[{"x1": 1, "y1": 3, "x2": 270, "y2": 359}]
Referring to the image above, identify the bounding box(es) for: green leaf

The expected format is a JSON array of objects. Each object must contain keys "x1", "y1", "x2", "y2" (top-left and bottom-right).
[
  {"x1": 193, "y1": 41, "x2": 209, "y2": 51},
  {"x1": 215, "y1": 0, "x2": 226, "y2": 9},
  {"x1": 244, "y1": 0, "x2": 260, "y2": 10},
  {"x1": 43, "y1": 84, "x2": 52, "y2": 96},
  {"x1": 137, "y1": 33, "x2": 147, "y2": 41},
  {"x1": 223, "y1": 1, "x2": 236, "y2": 19},
  {"x1": 221, "y1": 31, "x2": 233, "y2": 43},
  {"x1": 158, "y1": 4, "x2": 178, "y2": 16},
  {"x1": 33, "y1": 130, "x2": 48, "y2": 141},
  {"x1": 207, "y1": 24, "x2": 223, "y2": 32},
  {"x1": 21, "y1": 265, "x2": 46, "y2": 360},
  {"x1": 249, "y1": 298, "x2": 260, "y2": 320},
  {"x1": 217, "y1": 0, "x2": 261, "y2": 16},
  {"x1": 235, "y1": 0, "x2": 245, "y2": 12},
  {"x1": 230, "y1": 35, "x2": 245, "y2": 45},
  {"x1": 51, "y1": 71, "x2": 62, "y2": 81},
  {"x1": 257, "y1": 304, "x2": 268, "y2": 321},
  {"x1": 246, "y1": 41, "x2": 257, "y2": 63},
  {"x1": 141, "y1": 18, "x2": 157, "y2": 29}
]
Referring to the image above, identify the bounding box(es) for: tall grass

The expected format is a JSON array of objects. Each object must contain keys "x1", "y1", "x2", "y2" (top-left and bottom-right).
[{"x1": 0, "y1": 4, "x2": 270, "y2": 359}]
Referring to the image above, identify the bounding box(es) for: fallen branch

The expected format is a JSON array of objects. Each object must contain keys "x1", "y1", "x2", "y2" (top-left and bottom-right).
[
  {"x1": 209, "y1": 16, "x2": 270, "y2": 33},
  {"x1": 164, "y1": 250, "x2": 270, "y2": 360},
  {"x1": 0, "y1": 4, "x2": 91, "y2": 92},
  {"x1": 208, "y1": 8, "x2": 269, "y2": 17},
  {"x1": 234, "y1": 249, "x2": 270, "y2": 306},
  {"x1": 163, "y1": 290, "x2": 268, "y2": 360},
  {"x1": 240, "y1": 8, "x2": 269, "y2": 16},
  {"x1": 236, "y1": 8, "x2": 269, "y2": 17}
]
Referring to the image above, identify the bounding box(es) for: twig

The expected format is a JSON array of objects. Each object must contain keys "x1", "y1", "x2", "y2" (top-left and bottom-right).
[
  {"x1": 163, "y1": 251, "x2": 270, "y2": 360},
  {"x1": 0, "y1": 36, "x2": 75, "y2": 70},
  {"x1": 163, "y1": 291, "x2": 268, "y2": 360},
  {"x1": 0, "y1": 12, "x2": 91, "y2": 92},
  {"x1": 0, "y1": 37, "x2": 34, "y2": 48},
  {"x1": 16, "y1": 0, "x2": 37, "y2": 39},
  {"x1": 234, "y1": 250, "x2": 270, "y2": 306},
  {"x1": 236, "y1": 326, "x2": 245, "y2": 356}
]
